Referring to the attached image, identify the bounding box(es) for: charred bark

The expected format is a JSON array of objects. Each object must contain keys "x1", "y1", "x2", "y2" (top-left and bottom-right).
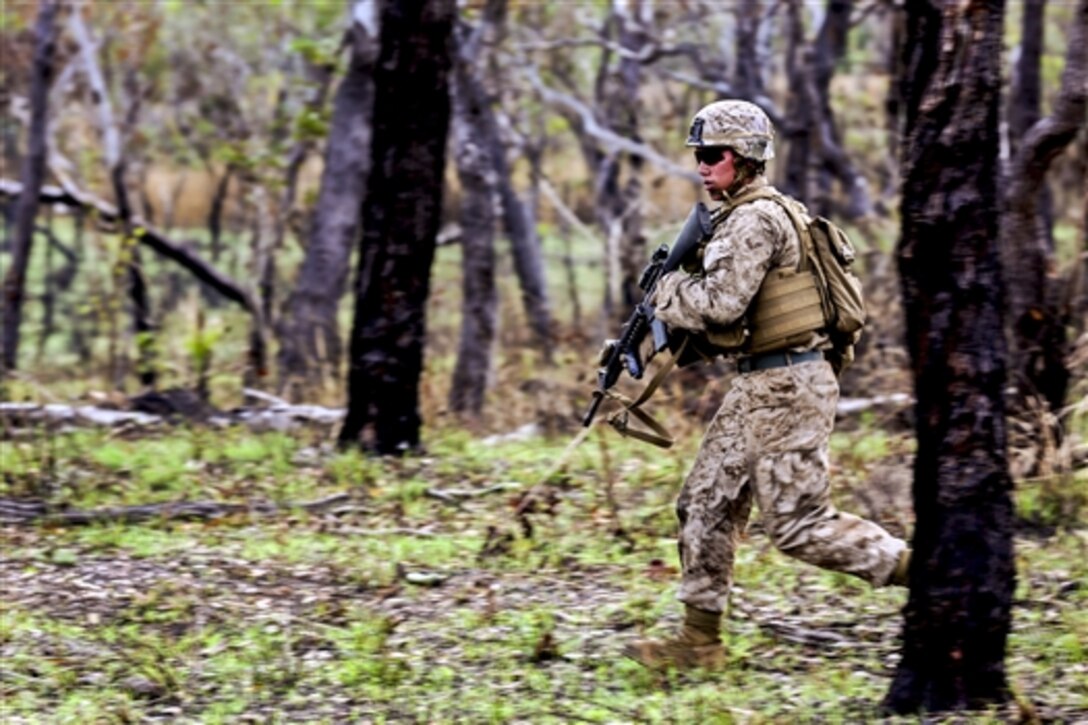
[
  {"x1": 277, "y1": 3, "x2": 381, "y2": 393},
  {"x1": 338, "y1": 0, "x2": 454, "y2": 454},
  {"x1": 1, "y1": 0, "x2": 58, "y2": 373},
  {"x1": 885, "y1": 0, "x2": 1015, "y2": 713}
]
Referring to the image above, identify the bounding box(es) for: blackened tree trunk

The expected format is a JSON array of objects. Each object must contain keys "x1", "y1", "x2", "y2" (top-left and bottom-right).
[
  {"x1": 1, "y1": 0, "x2": 58, "y2": 373},
  {"x1": 448, "y1": 19, "x2": 499, "y2": 418},
  {"x1": 277, "y1": 1, "x2": 381, "y2": 394},
  {"x1": 338, "y1": 0, "x2": 454, "y2": 454},
  {"x1": 1004, "y1": 0, "x2": 1087, "y2": 415},
  {"x1": 1007, "y1": 0, "x2": 1046, "y2": 157},
  {"x1": 885, "y1": 0, "x2": 1015, "y2": 713}
]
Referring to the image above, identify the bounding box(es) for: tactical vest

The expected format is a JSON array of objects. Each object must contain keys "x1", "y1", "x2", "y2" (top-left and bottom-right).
[{"x1": 700, "y1": 188, "x2": 829, "y2": 355}]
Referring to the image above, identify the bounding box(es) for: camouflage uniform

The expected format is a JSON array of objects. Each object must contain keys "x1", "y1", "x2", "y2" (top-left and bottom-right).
[{"x1": 654, "y1": 178, "x2": 907, "y2": 615}]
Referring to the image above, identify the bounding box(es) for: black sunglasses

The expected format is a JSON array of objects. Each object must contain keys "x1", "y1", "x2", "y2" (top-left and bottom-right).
[{"x1": 693, "y1": 147, "x2": 728, "y2": 166}]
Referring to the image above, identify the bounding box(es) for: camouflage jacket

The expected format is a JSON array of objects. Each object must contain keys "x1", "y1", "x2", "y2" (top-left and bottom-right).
[{"x1": 653, "y1": 177, "x2": 828, "y2": 354}]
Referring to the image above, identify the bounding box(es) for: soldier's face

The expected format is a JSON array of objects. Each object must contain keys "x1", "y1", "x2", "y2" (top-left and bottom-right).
[{"x1": 695, "y1": 147, "x2": 737, "y2": 201}]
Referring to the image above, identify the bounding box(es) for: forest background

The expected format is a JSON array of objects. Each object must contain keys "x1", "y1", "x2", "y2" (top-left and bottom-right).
[{"x1": 1, "y1": 0, "x2": 1086, "y2": 722}]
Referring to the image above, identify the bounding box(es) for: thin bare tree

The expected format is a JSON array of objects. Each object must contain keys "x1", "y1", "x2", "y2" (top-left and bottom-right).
[{"x1": 1, "y1": 0, "x2": 59, "y2": 374}]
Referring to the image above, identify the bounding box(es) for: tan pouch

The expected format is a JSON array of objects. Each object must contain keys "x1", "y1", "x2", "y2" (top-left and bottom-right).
[{"x1": 747, "y1": 268, "x2": 826, "y2": 354}]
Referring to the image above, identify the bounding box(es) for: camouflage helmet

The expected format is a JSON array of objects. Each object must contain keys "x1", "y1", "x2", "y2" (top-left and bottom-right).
[{"x1": 685, "y1": 100, "x2": 775, "y2": 162}]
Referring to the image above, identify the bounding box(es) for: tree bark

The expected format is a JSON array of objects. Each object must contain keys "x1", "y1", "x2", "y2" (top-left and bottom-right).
[
  {"x1": 811, "y1": 0, "x2": 871, "y2": 219},
  {"x1": 448, "y1": 19, "x2": 499, "y2": 418},
  {"x1": 1004, "y1": 0, "x2": 1087, "y2": 415},
  {"x1": 1, "y1": 0, "x2": 58, "y2": 374},
  {"x1": 1007, "y1": 0, "x2": 1046, "y2": 153},
  {"x1": 886, "y1": 0, "x2": 1015, "y2": 713},
  {"x1": 733, "y1": 2, "x2": 765, "y2": 100},
  {"x1": 1005, "y1": 0, "x2": 1054, "y2": 265},
  {"x1": 781, "y1": 1, "x2": 811, "y2": 203},
  {"x1": 614, "y1": 0, "x2": 650, "y2": 311},
  {"x1": 473, "y1": 0, "x2": 553, "y2": 355},
  {"x1": 277, "y1": 2, "x2": 381, "y2": 393},
  {"x1": 207, "y1": 164, "x2": 233, "y2": 265},
  {"x1": 338, "y1": 0, "x2": 454, "y2": 454}
]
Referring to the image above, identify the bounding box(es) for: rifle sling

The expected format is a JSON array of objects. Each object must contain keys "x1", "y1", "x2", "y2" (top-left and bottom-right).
[{"x1": 603, "y1": 336, "x2": 688, "y2": 449}]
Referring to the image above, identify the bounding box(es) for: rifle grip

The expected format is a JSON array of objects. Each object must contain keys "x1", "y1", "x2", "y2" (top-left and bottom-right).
[{"x1": 651, "y1": 318, "x2": 669, "y2": 352}]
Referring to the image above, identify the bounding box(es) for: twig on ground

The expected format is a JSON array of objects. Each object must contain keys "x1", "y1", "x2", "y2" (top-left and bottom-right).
[{"x1": 0, "y1": 492, "x2": 351, "y2": 526}]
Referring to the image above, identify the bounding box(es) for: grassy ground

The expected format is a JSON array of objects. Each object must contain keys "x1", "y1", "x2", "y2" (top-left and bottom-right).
[
  {"x1": 3, "y1": 147, "x2": 1085, "y2": 723},
  {"x1": 2, "y1": 414, "x2": 1086, "y2": 723}
]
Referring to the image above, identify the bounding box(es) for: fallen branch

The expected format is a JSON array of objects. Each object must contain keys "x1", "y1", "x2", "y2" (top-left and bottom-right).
[
  {"x1": 0, "y1": 401, "x2": 344, "y2": 432},
  {"x1": 424, "y1": 483, "x2": 516, "y2": 504},
  {"x1": 731, "y1": 599, "x2": 858, "y2": 648},
  {"x1": 0, "y1": 492, "x2": 351, "y2": 526},
  {"x1": 836, "y1": 392, "x2": 912, "y2": 415}
]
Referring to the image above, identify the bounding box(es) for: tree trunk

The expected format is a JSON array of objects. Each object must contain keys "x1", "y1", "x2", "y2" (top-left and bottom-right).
[
  {"x1": 1, "y1": 0, "x2": 58, "y2": 374},
  {"x1": 811, "y1": 0, "x2": 871, "y2": 219},
  {"x1": 70, "y1": 5, "x2": 156, "y2": 387},
  {"x1": 338, "y1": 0, "x2": 454, "y2": 454},
  {"x1": 614, "y1": 0, "x2": 649, "y2": 311},
  {"x1": 474, "y1": 0, "x2": 553, "y2": 356},
  {"x1": 277, "y1": 2, "x2": 381, "y2": 394},
  {"x1": 1004, "y1": 0, "x2": 1086, "y2": 415},
  {"x1": 1005, "y1": 0, "x2": 1053, "y2": 261},
  {"x1": 781, "y1": 1, "x2": 811, "y2": 203},
  {"x1": 885, "y1": 0, "x2": 1015, "y2": 713},
  {"x1": 261, "y1": 60, "x2": 336, "y2": 333},
  {"x1": 448, "y1": 23, "x2": 499, "y2": 418},
  {"x1": 207, "y1": 164, "x2": 233, "y2": 265},
  {"x1": 1007, "y1": 0, "x2": 1046, "y2": 154},
  {"x1": 733, "y1": 2, "x2": 765, "y2": 100}
]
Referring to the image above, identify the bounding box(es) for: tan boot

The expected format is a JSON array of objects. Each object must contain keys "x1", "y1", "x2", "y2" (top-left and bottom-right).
[
  {"x1": 623, "y1": 605, "x2": 725, "y2": 670},
  {"x1": 888, "y1": 548, "x2": 911, "y2": 587}
]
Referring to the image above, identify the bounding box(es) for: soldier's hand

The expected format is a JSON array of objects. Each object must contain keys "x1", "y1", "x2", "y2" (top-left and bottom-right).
[{"x1": 598, "y1": 339, "x2": 619, "y2": 366}]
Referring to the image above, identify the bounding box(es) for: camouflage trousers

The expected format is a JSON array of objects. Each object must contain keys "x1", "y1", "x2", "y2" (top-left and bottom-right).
[{"x1": 676, "y1": 359, "x2": 906, "y2": 613}]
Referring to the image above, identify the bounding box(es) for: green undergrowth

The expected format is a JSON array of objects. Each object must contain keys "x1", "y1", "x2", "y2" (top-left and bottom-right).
[{"x1": 2, "y1": 422, "x2": 1086, "y2": 722}]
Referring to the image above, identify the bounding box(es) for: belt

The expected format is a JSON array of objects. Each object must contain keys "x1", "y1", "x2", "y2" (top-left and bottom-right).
[{"x1": 737, "y1": 349, "x2": 824, "y2": 373}]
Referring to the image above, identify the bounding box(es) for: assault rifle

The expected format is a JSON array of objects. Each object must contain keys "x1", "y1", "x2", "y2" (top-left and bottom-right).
[{"x1": 582, "y1": 202, "x2": 713, "y2": 427}]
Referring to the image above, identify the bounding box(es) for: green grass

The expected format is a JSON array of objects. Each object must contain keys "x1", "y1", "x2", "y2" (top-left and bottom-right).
[{"x1": 2, "y1": 421, "x2": 1086, "y2": 722}]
